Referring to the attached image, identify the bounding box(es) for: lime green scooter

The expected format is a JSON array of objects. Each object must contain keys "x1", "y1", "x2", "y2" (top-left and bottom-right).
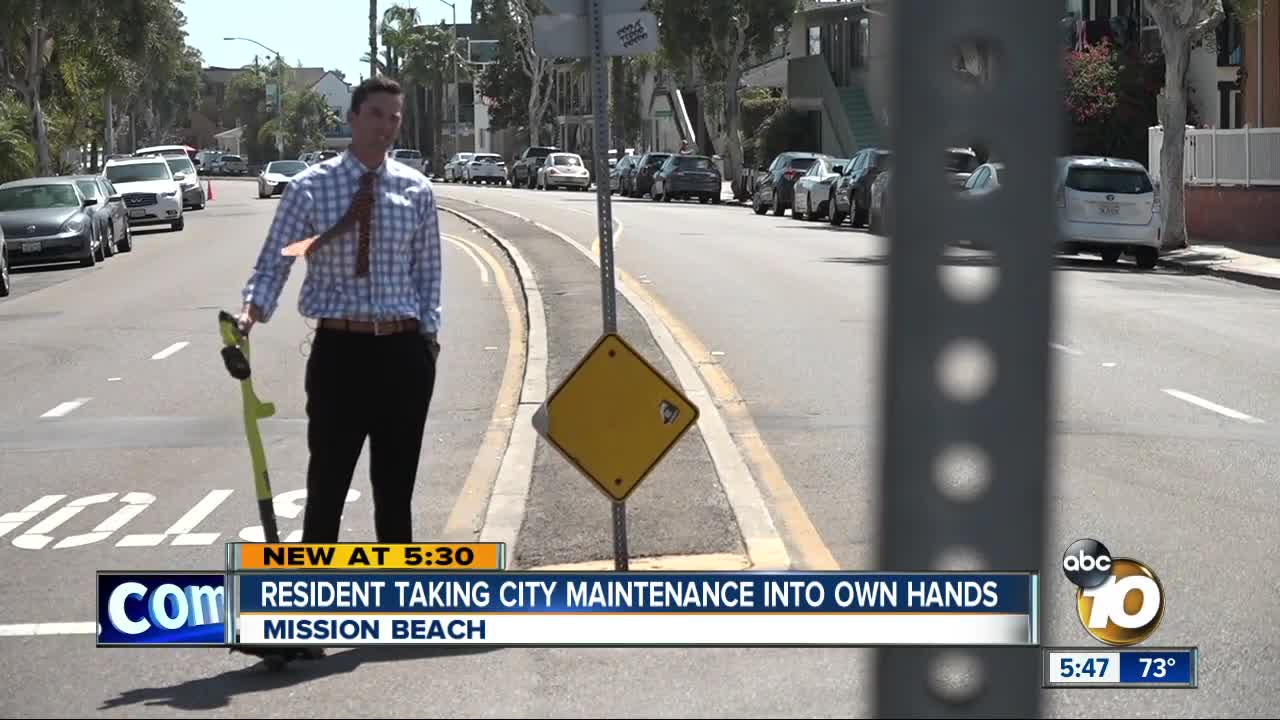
[{"x1": 218, "y1": 310, "x2": 324, "y2": 670}]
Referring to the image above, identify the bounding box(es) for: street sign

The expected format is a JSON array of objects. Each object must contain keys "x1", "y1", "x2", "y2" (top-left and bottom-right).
[
  {"x1": 532, "y1": 333, "x2": 699, "y2": 503},
  {"x1": 533, "y1": 11, "x2": 659, "y2": 58},
  {"x1": 468, "y1": 39, "x2": 499, "y2": 65}
]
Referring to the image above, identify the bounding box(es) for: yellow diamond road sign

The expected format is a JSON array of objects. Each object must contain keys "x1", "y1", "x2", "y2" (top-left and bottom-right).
[{"x1": 533, "y1": 333, "x2": 699, "y2": 502}]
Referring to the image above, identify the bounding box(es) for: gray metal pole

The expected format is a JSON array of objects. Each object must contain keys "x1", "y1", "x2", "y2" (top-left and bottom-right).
[
  {"x1": 453, "y1": 3, "x2": 460, "y2": 156},
  {"x1": 588, "y1": 0, "x2": 626, "y2": 571},
  {"x1": 875, "y1": 0, "x2": 1058, "y2": 716}
]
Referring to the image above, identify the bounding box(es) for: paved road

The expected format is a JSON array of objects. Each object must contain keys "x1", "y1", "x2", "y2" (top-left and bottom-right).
[
  {"x1": 434, "y1": 180, "x2": 1280, "y2": 718},
  {"x1": 1, "y1": 175, "x2": 1274, "y2": 717}
]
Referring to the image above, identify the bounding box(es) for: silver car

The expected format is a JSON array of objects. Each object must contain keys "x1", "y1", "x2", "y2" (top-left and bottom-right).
[{"x1": 257, "y1": 160, "x2": 309, "y2": 199}]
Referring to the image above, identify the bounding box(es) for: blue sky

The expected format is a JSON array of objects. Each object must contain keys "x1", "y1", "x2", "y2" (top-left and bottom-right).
[{"x1": 180, "y1": 0, "x2": 473, "y2": 85}]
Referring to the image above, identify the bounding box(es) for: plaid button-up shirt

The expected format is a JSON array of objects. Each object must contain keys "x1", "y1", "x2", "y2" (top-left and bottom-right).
[{"x1": 241, "y1": 151, "x2": 442, "y2": 336}]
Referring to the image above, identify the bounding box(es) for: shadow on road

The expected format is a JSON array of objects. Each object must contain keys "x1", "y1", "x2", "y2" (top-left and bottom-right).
[{"x1": 98, "y1": 645, "x2": 500, "y2": 712}]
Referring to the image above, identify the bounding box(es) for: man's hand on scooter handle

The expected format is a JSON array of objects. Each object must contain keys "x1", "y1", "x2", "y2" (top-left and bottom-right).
[{"x1": 238, "y1": 303, "x2": 264, "y2": 336}]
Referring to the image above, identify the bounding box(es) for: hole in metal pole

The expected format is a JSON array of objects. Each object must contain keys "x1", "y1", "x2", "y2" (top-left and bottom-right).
[
  {"x1": 935, "y1": 444, "x2": 990, "y2": 503},
  {"x1": 928, "y1": 651, "x2": 986, "y2": 705},
  {"x1": 933, "y1": 545, "x2": 988, "y2": 572},
  {"x1": 939, "y1": 261, "x2": 999, "y2": 303},
  {"x1": 937, "y1": 339, "x2": 995, "y2": 402}
]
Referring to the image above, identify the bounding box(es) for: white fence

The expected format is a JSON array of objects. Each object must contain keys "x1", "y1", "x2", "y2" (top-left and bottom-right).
[{"x1": 1148, "y1": 125, "x2": 1280, "y2": 186}]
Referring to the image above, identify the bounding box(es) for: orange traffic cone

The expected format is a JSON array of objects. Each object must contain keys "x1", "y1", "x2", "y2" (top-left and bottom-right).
[{"x1": 207, "y1": 180, "x2": 214, "y2": 202}]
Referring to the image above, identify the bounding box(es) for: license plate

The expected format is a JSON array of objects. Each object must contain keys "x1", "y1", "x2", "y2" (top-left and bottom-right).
[
  {"x1": 1098, "y1": 203, "x2": 1120, "y2": 216},
  {"x1": 129, "y1": 209, "x2": 146, "y2": 218},
  {"x1": 22, "y1": 241, "x2": 41, "y2": 253}
]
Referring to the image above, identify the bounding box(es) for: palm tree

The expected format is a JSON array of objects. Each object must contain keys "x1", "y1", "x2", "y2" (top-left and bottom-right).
[
  {"x1": 0, "y1": 93, "x2": 35, "y2": 184},
  {"x1": 369, "y1": 0, "x2": 378, "y2": 78},
  {"x1": 400, "y1": 25, "x2": 454, "y2": 177}
]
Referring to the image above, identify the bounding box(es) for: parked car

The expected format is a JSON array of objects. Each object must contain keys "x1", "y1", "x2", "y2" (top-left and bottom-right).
[
  {"x1": 102, "y1": 156, "x2": 185, "y2": 231},
  {"x1": 649, "y1": 154, "x2": 723, "y2": 204},
  {"x1": 218, "y1": 154, "x2": 247, "y2": 175},
  {"x1": 792, "y1": 157, "x2": 849, "y2": 220},
  {"x1": 868, "y1": 168, "x2": 893, "y2": 236},
  {"x1": 0, "y1": 177, "x2": 104, "y2": 267},
  {"x1": 390, "y1": 148, "x2": 425, "y2": 174},
  {"x1": 463, "y1": 153, "x2": 507, "y2": 184},
  {"x1": 945, "y1": 147, "x2": 981, "y2": 189},
  {"x1": 158, "y1": 154, "x2": 206, "y2": 210},
  {"x1": 751, "y1": 152, "x2": 827, "y2": 216},
  {"x1": 609, "y1": 154, "x2": 638, "y2": 194},
  {"x1": 257, "y1": 160, "x2": 309, "y2": 198},
  {"x1": 443, "y1": 153, "x2": 474, "y2": 182},
  {"x1": 537, "y1": 153, "x2": 591, "y2": 190},
  {"x1": 627, "y1": 152, "x2": 671, "y2": 198},
  {"x1": 830, "y1": 147, "x2": 891, "y2": 226},
  {"x1": 71, "y1": 174, "x2": 132, "y2": 256},
  {"x1": 0, "y1": 224, "x2": 8, "y2": 297},
  {"x1": 1056, "y1": 155, "x2": 1161, "y2": 269},
  {"x1": 511, "y1": 146, "x2": 558, "y2": 188}
]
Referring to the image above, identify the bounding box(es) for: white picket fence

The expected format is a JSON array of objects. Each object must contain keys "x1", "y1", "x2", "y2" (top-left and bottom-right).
[{"x1": 1148, "y1": 125, "x2": 1280, "y2": 186}]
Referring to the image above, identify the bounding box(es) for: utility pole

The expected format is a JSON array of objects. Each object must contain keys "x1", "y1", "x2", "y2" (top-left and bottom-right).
[{"x1": 225, "y1": 37, "x2": 285, "y2": 159}]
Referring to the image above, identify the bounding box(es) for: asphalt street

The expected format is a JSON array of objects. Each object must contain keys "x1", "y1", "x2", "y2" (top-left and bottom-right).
[
  {"x1": 1, "y1": 175, "x2": 1274, "y2": 717},
  {"x1": 436, "y1": 180, "x2": 1280, "y2": 718}
]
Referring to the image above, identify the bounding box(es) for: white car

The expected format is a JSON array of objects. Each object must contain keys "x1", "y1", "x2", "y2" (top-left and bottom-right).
[
  {"x1": 443, "y1": 153, "x2": 474, "y2": 182},
  {"x1": 537, "y1": 153, "x2": 590, "y2": 190},
  {"x1": 102, "y1": 157, "x2": 185, "y2": 231},
  {"x1": 1055, "y1": 156, "x2": 1162, "y2": 269},
  {"x1": 258, "y1": 160, "x2": 309, "y2": 199},
  {"x1": 390, "y1": 149, "x2": 425, "y2": 174},
  {"x1": 463, "y1": 153, "x2": 507, "y2": 184},
  {"x1": 160, "y1": 154, "x2": 206, "y2": 210}
]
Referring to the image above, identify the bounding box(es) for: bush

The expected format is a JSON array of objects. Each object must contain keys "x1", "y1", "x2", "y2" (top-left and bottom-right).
[
  {"x1": 753, "y1": 102, "x2": 817, "y2": 168},
  {"x1": 740, "y1": 90, "x2": 784, "y2": 169}
]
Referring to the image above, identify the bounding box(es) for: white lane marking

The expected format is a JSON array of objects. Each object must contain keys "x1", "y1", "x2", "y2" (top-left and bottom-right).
[
  {"x1": 445, "y1": 234, "x2": 490, "y2": 285},
  {"x1": 117, "y1": 489, "x2": 235, "y2": 547},
  {"x1": 0, "y1": 622, "x2": 97, "y2": 637},
  {"x1": 1102, "y1": 362, "x2": 1117, "y2": 368},
  {"x1": 0, "y1": 495, "x2": 67, "y2": 539},
  {"x1": 107, "y1": 377, "x2": 121, "y2": 382},
  {"x1": 53, "y1": 492, "x2": 156, "y2": 549},
  {"x1": 40, "y1": 398, "x2": 90, "y2": 418},
  {"x1": 151, "y1": 341, "x2": 189, "y2": 360},
  {"x1": 1162, "y1": 389, "x2": 1265, "y2": 424},
  {"x1": 12, "y1": 493, "x2": 117, "y2": 549},
  {"x1": 1050, "y1": 343, "x2": 1083, "y2": 356}
]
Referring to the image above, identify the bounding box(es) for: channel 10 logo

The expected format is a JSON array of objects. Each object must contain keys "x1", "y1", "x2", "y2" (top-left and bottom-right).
[{"x1": 1061, "y1": 539, "x2": 1164, "y2": 646}]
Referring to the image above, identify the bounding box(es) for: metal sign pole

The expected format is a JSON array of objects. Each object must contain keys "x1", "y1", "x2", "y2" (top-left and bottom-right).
[
  {"x1": 876, "y1": 0, "x2": 1059, "y2": 716},
  {"x1": 587, "y1": 0, "x2": 628, "y2": 571}
]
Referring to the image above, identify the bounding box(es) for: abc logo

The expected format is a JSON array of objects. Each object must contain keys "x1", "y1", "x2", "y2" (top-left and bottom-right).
[{"x1": 1061, "y1": 538, "x2": 1164, "y2": 646}]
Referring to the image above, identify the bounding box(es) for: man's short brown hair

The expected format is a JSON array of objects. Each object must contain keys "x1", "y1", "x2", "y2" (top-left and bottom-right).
[{"x1": 351, "y1": 76, "x2": 402, "y2": 114}]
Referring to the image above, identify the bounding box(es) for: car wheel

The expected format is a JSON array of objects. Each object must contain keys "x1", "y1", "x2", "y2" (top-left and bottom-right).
[
  {"x1": 118, "y1": 223, "x2": 133, "y2": 252},
  {"x1": 1100, "y1": 247, "x2": 1122, "y2": 264},
  {"x1": 828, "y1": 194, "x2": 844, "y2": 225},
  {"x1": 1134, "y1": 246, "x2": 1158, "y2": 270},
  {"x1": 93, "y1": 230, "x2": 106, "y2": 262},
  {"x1": 772, "y1": 196, "x2": 785, "y2": 216},
  {"x1": 103, "y1": 226, "x2": 116, "y2": 258},
  {"x1": 753, "y1": 192, "x2": 766, "y2": 215},
  {"x1": 171, "y1": 215, "x2": 184, "y2": 232},
  {"x1": 80, "y1": 240, "x2": 97, "y2": 268}
]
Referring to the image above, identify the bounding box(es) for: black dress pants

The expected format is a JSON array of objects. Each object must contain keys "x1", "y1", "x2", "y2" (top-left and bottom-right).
[{"x1": 301, "y1": 327, "x2": 436, "y2": 543}]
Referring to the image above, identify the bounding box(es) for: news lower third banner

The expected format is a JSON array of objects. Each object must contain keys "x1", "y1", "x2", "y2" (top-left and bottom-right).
[{"x1": 96, "y1": 546, "x2": 1040, "y2": 648}]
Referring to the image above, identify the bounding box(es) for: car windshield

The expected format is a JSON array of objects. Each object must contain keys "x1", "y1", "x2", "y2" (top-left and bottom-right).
[
  {"x1": 553, "y1": 155, "x2": 583, "y2": 166},
  {"x1": 105, "y1": 162, "x2": 171, "y2": 183},
  {"x1": 674, "y1": 156, "x2": 713, "y2": 170},
  {"x1": 395, "y1": 150, "x2": 422, "y2": 159},
  {"x1": 166, "y1": 157, "x2": 195, "y2": 175},
  {"x1": 223, "y1": 155, "x2": 242, "y2": 163},
  {"x1": 1065, "y1": 167, "x2": 1153, "y2": 194},
  {"x1": 74, "y1": 180, "x2": 100, "y2": 199},
  {"x1": 267, "y1": 161, "x2": 308, "y2": 176},
  {"x1": 645, "y1": 154, "x2": 670, "y2": 167},
  {"x1": 946, "y1": 151, "x2": 980, "y2": 173},
  {"x1": 476, "y1": 155, "x2": 502, "y2": 163},
  {"x1": 788, "y1": 157, "x2": 818, "y2": 170},
  {"x1": 0, "y1": 184, "x2": 81, "y2": 211}
]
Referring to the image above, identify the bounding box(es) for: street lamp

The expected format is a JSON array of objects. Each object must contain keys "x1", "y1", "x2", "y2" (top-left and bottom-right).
[
  {"x1": 226, "y1": 36, "x2": 285, "y2": 159},
  {"x1": 436, "y1": 0, "x2": 460, "y2": 161}
]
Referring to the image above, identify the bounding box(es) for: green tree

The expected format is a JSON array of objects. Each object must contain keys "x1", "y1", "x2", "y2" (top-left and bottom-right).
[
  {"x1": 0, "y1": 91, "x2": 34, "y2": 183},
  {"x1": 400, "y1": 23, "x2": 455, "y2": 176},
  {"x1": 650, "y1": 0, "x2": 798, "y2": 183}
]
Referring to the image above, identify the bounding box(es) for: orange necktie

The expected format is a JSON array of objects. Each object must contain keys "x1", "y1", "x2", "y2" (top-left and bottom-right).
[{"x1": 281, "y1": 171, "x2": 376, "y2": 277}]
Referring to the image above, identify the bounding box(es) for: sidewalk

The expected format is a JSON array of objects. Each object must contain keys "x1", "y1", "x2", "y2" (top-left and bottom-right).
[
  {"x1": 1160, "y1": 242, "x2": 1280, "y2": 290},
  {"x1": 437, "y1": 200, "x2": 748, "y2": 571}
]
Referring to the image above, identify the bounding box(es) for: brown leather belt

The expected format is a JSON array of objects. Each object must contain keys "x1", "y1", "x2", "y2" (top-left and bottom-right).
[{"x1": 318, "y1": 318, "x2": 419, "y2": 336}]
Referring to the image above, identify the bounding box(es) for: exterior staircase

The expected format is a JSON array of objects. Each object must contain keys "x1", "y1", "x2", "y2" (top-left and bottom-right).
[{"x1": 836, "y1": 84, "x2": 881, "y2": 151}]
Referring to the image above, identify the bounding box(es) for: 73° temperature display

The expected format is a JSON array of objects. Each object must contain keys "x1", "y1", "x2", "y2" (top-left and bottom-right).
[{"x1": 1043, "y1": 648, "x2": 1198, "y2": 688}]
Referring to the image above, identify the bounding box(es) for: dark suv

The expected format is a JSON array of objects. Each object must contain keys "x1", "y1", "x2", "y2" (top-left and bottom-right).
[
  {"x1": 830, "y1": 147, "x2": 892, "y2": 227},
  {"x1": 751, "y1": 152, "x2": 827, "y2": 216},
  {"x1": 626, "y1": 152, "x2": 671, "y2": 198}
]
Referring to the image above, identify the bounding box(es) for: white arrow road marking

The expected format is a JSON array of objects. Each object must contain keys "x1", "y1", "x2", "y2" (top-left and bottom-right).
[
  {"x1": 53, "y1": 493, "x2": 157, "y2": 549},
  {"x1": 0, "y1": 495, "x2": 67, "y2": 540},
  {"x1": 0, "y1": 622, "x2": 98, "y2": 637},
  {"x1": 12, "y1": 493, "x2": 117, "y2": 549},
  {"x1": 116, "y1": 489, "x2": 235, "y2": 547},
  {"x1": 40, "y1": 398, "x2": 91, "y2": 418},
  {"x1": 151, "y1": 341, "x2": 190, "y2": 360},
  {"x1": 238, "y1": 489, "x2": 361, "y2": 542}
]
